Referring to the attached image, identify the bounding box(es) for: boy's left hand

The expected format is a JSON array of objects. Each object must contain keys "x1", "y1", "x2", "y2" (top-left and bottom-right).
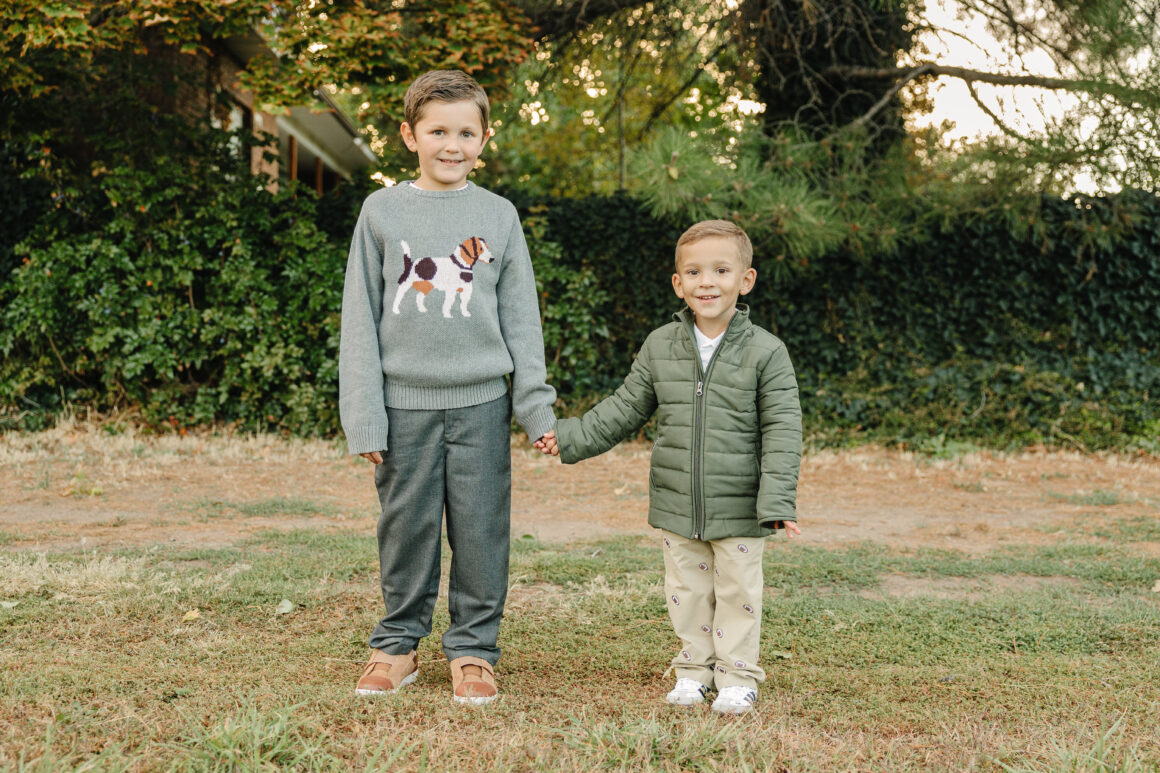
[{"x1": 777, "y1": 521, "x2": 801, "y2": 539}]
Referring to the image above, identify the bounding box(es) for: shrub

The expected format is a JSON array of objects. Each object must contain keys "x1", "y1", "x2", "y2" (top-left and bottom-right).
[{"x1": 0, "y1": 128, "x2": 356, "y2": 434}]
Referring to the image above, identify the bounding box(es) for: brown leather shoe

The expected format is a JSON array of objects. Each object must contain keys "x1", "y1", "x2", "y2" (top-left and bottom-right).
[
  {"x1": 355, "y1": 649, "x2": 418, "y2": 696},
  {"x1": 449, "y1": 656, "x2": 498, "y2": 705}
]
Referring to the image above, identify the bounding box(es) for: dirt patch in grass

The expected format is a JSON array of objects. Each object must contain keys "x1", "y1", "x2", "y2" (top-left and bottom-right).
[
  {"x1": 859, "y1": 573, "x2": 1083, "y2": 601},
  {"x1": 2, "y1": 420, "x2": 1159, "y2": 553}
]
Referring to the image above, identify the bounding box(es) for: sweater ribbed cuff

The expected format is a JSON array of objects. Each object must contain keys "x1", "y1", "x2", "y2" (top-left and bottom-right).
[
  {"x1": 518, "y1": 404, "x2": 557, "y2": 443},
  {"x1": 345, "y1": 425, "x2": 390, "y2": 456}
]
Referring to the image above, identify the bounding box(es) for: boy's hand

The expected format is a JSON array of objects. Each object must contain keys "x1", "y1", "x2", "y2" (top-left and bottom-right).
[
  {"x1": 534, "y1": 430, "x2": 559, "y2": 456},
  {"x1": 777, "y1": 521, "x2": 801, "y2": 539},
  {"x1": 360, "y1": 451, "x2": 384, "y2": 464}
]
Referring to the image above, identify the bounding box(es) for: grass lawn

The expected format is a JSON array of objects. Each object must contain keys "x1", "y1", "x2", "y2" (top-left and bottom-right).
[{"x1": 2, "y1": 522, "x2": 1160, "y2": 771}]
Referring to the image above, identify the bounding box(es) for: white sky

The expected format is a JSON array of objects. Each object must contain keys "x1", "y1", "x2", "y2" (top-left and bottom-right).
[{"x1": 909, "y1": 0, "x2": 1077, "y2": 140}]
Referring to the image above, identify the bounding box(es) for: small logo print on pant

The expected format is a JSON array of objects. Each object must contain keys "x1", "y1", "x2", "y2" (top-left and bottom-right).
[
  {"x1": 717, "y1": 665, "x2": 726, "y2": 673},
  {"x1": 698, "y1": 562, "x2": 709, "y2": 572},
  {"x1": 671, "y1": 595, "x2": 680, "y2": 606},
  {"x1": 742, "y1": 604, "x2": 754, "y2": 614},
  {"x1": 734, "y1": 660, "x2": 747, "y2": 669},
  {"x1": 700, "y1": 624, "x2": 711, "y2": 633},
  {"x1": 715, "y1": 628, "x2": 723, "y2": 638},
  {"x1": 737, "y1": 544, "x2": 749, "y2": 553},
  {"x1": 664, "y1": 538, "x2": 671, "y2": 548},
  {"x1": 681, "y1": 650, "x2": 691, "y2": 660}
]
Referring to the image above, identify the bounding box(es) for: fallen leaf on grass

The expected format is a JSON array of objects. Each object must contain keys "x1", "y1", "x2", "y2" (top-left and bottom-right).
[
  {"x1": 770, "y1": 650, "x2": 793, "y2": 660},
  {"x1": 1, "y1": 601, "x2": 18, "y2": 609},
  {"x1": 180, "y1": 609, "x2": 200, "y2": 622},
  {"x1": 1152, "y1": 580, "x2": 1160, "y2": 593},
  {"x1": 275, "y1": 599, "x2": 295, "y2": 615}
]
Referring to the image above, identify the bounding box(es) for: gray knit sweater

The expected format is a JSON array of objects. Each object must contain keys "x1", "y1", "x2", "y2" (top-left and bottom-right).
[{"x1": 339, "y1": 182, "x2": 556, "y2": 455}]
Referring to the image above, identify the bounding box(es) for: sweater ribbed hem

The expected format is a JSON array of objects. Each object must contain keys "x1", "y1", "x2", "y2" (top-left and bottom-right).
[
  {"x1": 345, "y1": 424, "x2": 390, "y2": 456},
  {"x1": 385, "y1": 378, "x2": 509, "y2": 411},
  {"x1": 518, "y1": 404, "x2": 557, "y2": 443}
]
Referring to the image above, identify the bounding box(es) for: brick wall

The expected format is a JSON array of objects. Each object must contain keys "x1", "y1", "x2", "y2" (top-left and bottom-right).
[{"x1": 149, "y1": 34, "x2": 281, "y2": 185}]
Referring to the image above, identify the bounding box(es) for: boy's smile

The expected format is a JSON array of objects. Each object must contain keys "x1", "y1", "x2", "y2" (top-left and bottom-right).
[
  {"x1": 672, "y1": 236, "x2": 757, "y2": 338},
  {"x1": 401, "y1": 100, "x2": 489, "y2": 191}
]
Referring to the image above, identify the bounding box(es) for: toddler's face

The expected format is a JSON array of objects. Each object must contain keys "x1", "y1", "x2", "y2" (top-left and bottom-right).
[
  {"x1": 672, "y1": 236, "x2": 756, "y2": 336},
  {"x1": 401, "y1": 100, "x2": 489, "y2": 191}
]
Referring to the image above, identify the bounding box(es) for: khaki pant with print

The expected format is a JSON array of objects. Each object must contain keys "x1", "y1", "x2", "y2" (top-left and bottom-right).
[{"x1": 661, "y1": 530, "x2": 766, "y2": 690}]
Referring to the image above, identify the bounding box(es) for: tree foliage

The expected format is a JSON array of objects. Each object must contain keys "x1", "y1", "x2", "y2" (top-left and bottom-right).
[
  {"x1": 1, "y1": 0, "x2": 535, "y2": 188},
  {"x1": 500, "y1": 0, "x2": 1160, "y2": 250},
  {"x1": 484, "y1": 0, "x2": 751, "y2": 196},
  {"x1": 737, "y1": 0, "x2": 916, "y2": 143},
  {"x1": 1, "y1": 0, "x2": 533, "y2": 110}
]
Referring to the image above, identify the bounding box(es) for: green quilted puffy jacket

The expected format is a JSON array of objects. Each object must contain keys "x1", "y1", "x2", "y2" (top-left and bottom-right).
[{"x1": 557, "y1": 306, "x2": 801, "y2": 540}]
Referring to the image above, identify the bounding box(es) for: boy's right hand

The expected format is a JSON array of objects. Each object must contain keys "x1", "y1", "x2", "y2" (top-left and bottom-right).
[{"x1": 360, "y1": 451, "x2": 384, "y2": 464}]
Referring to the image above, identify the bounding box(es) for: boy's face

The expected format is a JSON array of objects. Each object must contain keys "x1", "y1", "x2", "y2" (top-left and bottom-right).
[
  {"x1": 400, "y1": 99, "x2": 489, "y2": 191},
  {"x1": 672, "y1": 236, "x2": 756, "y2": 336}
]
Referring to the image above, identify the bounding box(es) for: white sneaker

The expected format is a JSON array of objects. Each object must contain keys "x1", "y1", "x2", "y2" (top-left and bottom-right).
[
  {"x1": 665, "y1": 678, "x2": 709, "y2": 705},
  {"x1": 711, "y1": 685, "x2": 757, "y2": 714}
]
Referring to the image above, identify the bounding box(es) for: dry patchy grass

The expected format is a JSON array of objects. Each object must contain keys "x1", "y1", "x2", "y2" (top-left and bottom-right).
[{"x1": 2, "y1": 423, "x2": 1160, "y2": 770}]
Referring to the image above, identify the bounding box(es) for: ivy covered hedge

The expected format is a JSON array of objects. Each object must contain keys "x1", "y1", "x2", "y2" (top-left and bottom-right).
[
  {"x1": 2, "y1": 148, "x2": 1157, "y2": 449},
  {"x1": 521, "y1": 189, "x2": 1160, "y2": 450},
  {"x1": 0, "y1": 130, "x2": 366, "y2": 434}
]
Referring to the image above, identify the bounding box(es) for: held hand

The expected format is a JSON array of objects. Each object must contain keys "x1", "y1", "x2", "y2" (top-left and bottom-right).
[
  {"x1": 534, "y1": 430, "x2": 559, "y2": 456},
  {"x1": 360, "y1": 451, "x2": 384, "y2": 464}
]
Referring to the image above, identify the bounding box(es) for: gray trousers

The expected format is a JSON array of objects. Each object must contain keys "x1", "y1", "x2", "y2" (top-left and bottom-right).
[{"x1": 369, "y1": 393, "x2": 512, "y2": 665}]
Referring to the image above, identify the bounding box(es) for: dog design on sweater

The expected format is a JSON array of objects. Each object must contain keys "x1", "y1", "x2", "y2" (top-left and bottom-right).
[{"x1": 391, "y1": 237, "x2": 493, "y2": 318}]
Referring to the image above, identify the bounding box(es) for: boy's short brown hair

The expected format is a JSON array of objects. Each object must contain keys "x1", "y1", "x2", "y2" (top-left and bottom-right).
[
  {"x1": 403, "y1": 70, "x2": 490, "y2": 131},
  {"x1": 675, "y1": 220, "x2": 754, "y2": 270}
]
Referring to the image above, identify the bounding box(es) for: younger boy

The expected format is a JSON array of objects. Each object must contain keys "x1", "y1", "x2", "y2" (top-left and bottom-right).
[
  {"x1": 339, "y1": 70, "x2": 556, "y2": 704},
  {"x1": 540, "y1": 220, "x2": 801, "y2": 714}
]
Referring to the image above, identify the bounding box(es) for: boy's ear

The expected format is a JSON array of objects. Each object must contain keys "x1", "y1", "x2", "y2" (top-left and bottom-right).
[
  {"x1": 740, "y1": 267, "x2": 757, "y2": 295},
  {"x1": 400, "y1": 122, "x2": 418, "y2": 152},
  {"x1": 671, "y1": 272, "x2": 684, "y2": 299}
]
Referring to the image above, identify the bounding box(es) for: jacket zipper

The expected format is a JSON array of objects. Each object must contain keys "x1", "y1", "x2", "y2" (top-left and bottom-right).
[
  {"x1": 693, "y1": 370, "x2": 705, "y2": 540},
  {"x1": 689, "y1": 313, "x2": 743, "y2": 540},
  {"x1": 692, "y1": 333, "x2": 725, "y2": 541}
]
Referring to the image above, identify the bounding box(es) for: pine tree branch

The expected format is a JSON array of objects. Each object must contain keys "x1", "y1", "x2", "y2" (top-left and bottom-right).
[
  {"x1": 964, "y1": 79, "x2": 1032, "y2": 142},
  {"x1": 842, "y1": 64, "x2": 931, "y2": 131},
  {"x1": 825, "y1": 64, "x2": 1160, "y2": 109}
]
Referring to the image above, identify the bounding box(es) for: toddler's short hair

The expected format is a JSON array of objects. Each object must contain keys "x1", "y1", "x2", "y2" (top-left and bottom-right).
[
  {"x1": 403, "y1": 70, "x2": 490, "y2": 131},
  {"x1": 675, "y1": 220, "x2": 753, "y2": 270}
]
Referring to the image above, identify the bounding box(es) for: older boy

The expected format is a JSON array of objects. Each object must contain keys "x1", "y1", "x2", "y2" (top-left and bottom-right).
[
  {"x1": 340, "y1": 71, "x2": 556, "y2": 704},
  {"x1": 540, "y1": 220, "x2": 801, "y2": 714}
]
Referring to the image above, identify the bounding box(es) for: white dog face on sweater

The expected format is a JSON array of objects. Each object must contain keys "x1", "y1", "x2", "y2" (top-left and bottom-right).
[{"x1": 391, "y1": 236, "x2": 493, "y2": 318}]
